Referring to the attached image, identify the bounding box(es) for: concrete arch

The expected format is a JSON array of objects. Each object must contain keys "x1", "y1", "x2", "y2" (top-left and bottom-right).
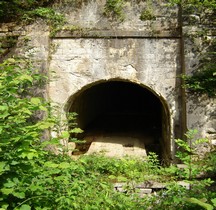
[{"x1": 66, "y1": 79, "x2": 171, "y2": 164}]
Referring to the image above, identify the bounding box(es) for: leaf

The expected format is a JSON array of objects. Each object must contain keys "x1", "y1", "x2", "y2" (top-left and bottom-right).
[
  {"x1": 185, "y1": 198, "x2": 214, "y2": 210},
  {"x1": 117, "y1": 176, "x2": 128, "y2": 182},
  {"x1": 211, "y1": 198, "x2": 216, "y2": 207},
  {"x1": 11, "y1": 160, "x2": 19, "y2": 165},
  {"x1": 0, "y1": 112, "x2": 9, "y2": 119},
  {"x1": 1, "y1": 188, "x2": 14, "y2": 195},
  {"x1": 23, "y1": 109, "x2": 32, "y2": 115},
  {"x1": 19, "y1": 204, "x2": 31, "y2": 210},
  {"x1": 20, "y1": 149, "x2": 38, "y2": 159},
  {"x1": 0, "y1": 162, "x2": 9, "y2": 174},
  {"x1": 0, "y1": 204, "x2": 9, "y2": 210},
  {"x1": 0, "y1": 105, "x2": 8, "y2": 111},
  {"x1": 44, "y1": 161, "x2": 59, "y2": 168},
  {"x1": 30, "y1": 97, "x2": 41, "y2": 105},
  {"x1": 39, "y1": 105, "x2": 47, "y2": 111},
  {"x1": 4, "y1": 180, "x2": 16, "y2": 188},
  {"x1": 59, "y1": 162, "x2": 70, "y2": 169},
  {"x1": 108, "y1": 175, "x2": 117, "y2": 180},
  {"x1": 61, "y1": 131, "x2": 70, "y2": 138},
  {"x1": 29, "y1": 185, "x2": 44, "y2": 192},
  {"x1": 7, "y1": 58, "x2": 16, "y2": 64},
  {"x1": 71, "y1": 128, "x2": 83, "y2": 134},
  {"x1": 37, "y1": 122, "x2": 54, "y2": 129},
  {"x1": 19, "y1": 74, "x2": 33, "y2": 82},
  {"x1": 13, "y1": 191, "x2": 25, "y2": 199}
]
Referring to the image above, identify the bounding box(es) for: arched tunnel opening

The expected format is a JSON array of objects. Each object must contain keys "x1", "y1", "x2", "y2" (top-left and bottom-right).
[{"x1": 69, "y1": 80, "x2": 170, "y2": 163}]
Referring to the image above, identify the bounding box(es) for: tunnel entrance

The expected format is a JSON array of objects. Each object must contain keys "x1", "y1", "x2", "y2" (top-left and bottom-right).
[{"x1": 69, "y1": 80, "x2": 170, "y2": 163}]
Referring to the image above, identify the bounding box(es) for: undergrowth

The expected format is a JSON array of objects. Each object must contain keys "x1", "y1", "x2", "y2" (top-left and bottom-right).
[{"x1": 0, "y1": 58, "x2": 216, "y2": 209}]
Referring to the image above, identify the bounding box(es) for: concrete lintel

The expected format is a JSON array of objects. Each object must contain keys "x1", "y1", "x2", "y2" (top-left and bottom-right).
[{"x1": 53, "y1": 30, "x2": 181, "y2": 39}]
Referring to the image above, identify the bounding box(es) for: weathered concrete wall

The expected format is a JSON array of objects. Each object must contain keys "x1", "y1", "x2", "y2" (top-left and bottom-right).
[
  {"x1": 183, "y1": 10, "x2": 216, "y2": 144},
  {"x1": 54, "y1": 0, "x2": 178, "y2": 36},
  {"x1": 48, "y1": 0, "x2": 182, "y2": 161},
  {"x1": 49, "y1": 38, "x2": 180, "y2": 106}
]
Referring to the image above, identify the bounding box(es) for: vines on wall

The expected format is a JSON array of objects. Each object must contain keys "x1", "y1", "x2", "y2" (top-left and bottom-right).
[{"x1": 169, "y1": 0, "x2": 216, "y2": 97}]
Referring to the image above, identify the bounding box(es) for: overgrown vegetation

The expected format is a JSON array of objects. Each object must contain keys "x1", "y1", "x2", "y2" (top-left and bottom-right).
[
  {"x1": 0, "y1": 58, "x2": 215, "y2": 209},
  {"x1": 182, "y1": 40, "x2": 216, "y2": 97},
  {"x1": 0, "y1": 0, "x2": 55, "y2": 22},
  {"x1": 140, "y1": 9, "x2": 156, "y2": 21},
  {"x1": 23, "y1": 7, "x2": 65, "y2": 36},
  {"x1": 104, "y1": 0, "x2": 126, "y2": 21},
  {"x1": 0, "y1": 36, "x2": 18, "y2": 59},
  {"x1": 0, "y1": 0, "x2": 65, "y2": 37},
  {"x1": 169, "y1": 0, "x2": 216, "y2": 97}
]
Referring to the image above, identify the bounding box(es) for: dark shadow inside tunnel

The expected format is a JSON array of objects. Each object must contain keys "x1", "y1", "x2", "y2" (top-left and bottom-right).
[{"x1": 69, "y1": 80, "x2": 170, "y2": 163}]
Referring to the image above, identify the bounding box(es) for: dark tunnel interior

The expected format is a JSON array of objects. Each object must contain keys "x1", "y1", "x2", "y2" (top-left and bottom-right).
[{"x1": 69, "y1": 81, "x2": 167, "y2": 159}]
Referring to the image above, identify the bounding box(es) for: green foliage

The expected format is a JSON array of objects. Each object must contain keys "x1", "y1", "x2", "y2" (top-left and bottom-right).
[
  {"x1": 140, "y1": 9, "x2": 156, "y2": 21},
  {"x1": 185, "y1": 197, "x2": 216, "y2": 210},
  {"x1": 104, "y1": 0, "x2": 125, "y2": 21},
  {"x1": 0, "y1": 0, "x2": 54, "y2": 23},
  {"x1": 169, "y1": 0, "x2": 216, "y2": 97},
  {"x1": 0, "y1": 1, "x2": 65, "y2": 37},
  {"x1": 174, "y1": 130, "x2": 210, "y2": 179},
  {"x1": 22, "y1": 7, "x2": 66, "y2": 36},
  {"x1": 203, "y1": 150, "x2": 216, "y2": 176},
  {"x1": 182, "y1": 39, "x2": 216, "y2": 97},
  {"x1": 79, "y1": 152, "x2": 162, "y2": 183},
  {"x1": 183, "y1": 68, "x2": 216, "y2": 97},
  {"x1": 0, "y1": 37, "x2": 18, "y2": 59},
  {"x1": 0, "y1": 59, "x2": 216, "y2": 210},
  {"x1": 143, "y1": 130, "x2": 216, "y2": 210},
  {"x1": 0, "y1": 77, "x2": 215, "y2": 210},
  {"x1": 168, "y1": 0, "x2": 216, "y2": 9}
]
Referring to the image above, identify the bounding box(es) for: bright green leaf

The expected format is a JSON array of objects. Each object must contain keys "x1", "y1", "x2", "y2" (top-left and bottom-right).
[
  {"x1": 61, "y1": 131, "x2": 70, "y2": 138},
  {"x1": 185, "y1": 198, "x2": 214, "y2": 210},
  {"x1": 30, "y1": 97, "x2": 41, "y2": 105},
  {"x1": 19, "y1": 204, "x2": 31, "y2": 210},
  {"x1": 23, "y1": 109, "x2": 32, "y2": 115},
  {"x1": 19, "y1": 74, "x2": 33, "y2": 82},
  {"x1": 71, "y1": 128, "x2": 83, "y2": 134},
  {"x1": 1, "y1": 188, "x2": 14, "y2": 195},
  {"x1": 44, "y1": 161, "x2": 59, "y2": 168},
  {"x1": 11, "y1": 160, "x2": 19, "y2": 165},
  {"x1": 37, "y1": 122, "x2": 54, "y2": 129},
  {"x1": 0, "y1": 162, "x2": 9, "y2": 174},
  {"x1": 39, "y1": 105, "x2": 47, "y2": 111},
  {"x1": 211, "y1": 198, "x2": 216, "y2": 207},
  {"x1": 4, "y1": 180, "x2": 16, "y2": 188},
  {"x1": 13, "y1": 191, "x2": 25, "y2": 199},
  {"x1": 0, "y1": 106, "x2": 8, "y2": 111},
  {"x1": 59, "y1": 162, "x2": 70, "y2": 169}
]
